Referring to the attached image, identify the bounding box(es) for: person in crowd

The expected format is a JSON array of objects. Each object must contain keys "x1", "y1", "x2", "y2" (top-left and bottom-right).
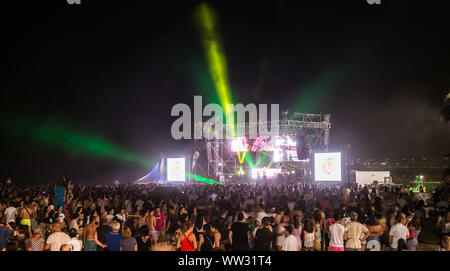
[
  {"x1": 389, "y1": 214, "x2": 410, "y2": 251},
  {"x1": 69, "y1": 213, "x2": 80, "y2": 232},
  {"x1": 136, "y1": 225, "x2": 152, "y2": 251},
  {"x1": 19, "y1": 202, "x2": 32, "y2": 237},
  {"x1": 96, "y1": 218, "x2": 112, "y2": 250},
  {"x1": 281, "y1": 225, "x2": 300, "y2": 251},
  {"x1": 436, "y1": 211, "x2": 450, "y2": 235},
  {"x1": 291, "y1": 215, "x2": 302, "y2": 251},
  {"x1": 60, "y1": 244, "x2": 71, "y2": 251},
  {"x1": 438, "y1": 235, "x2": 449, "y2": 251},
  {"x1": 145, "y1": 208, "x2": 158, "y2": 246},
  {"x1": 328, "y1": 213, "x2": 345, "y2": 251},
  {"x1": 229, "y1": 212, "x2": 250, "y2": 251},
  {"x1": 1, "y1": 177, "x2": 446, "y2": 252},
  {"x1": 45, "y1": 222, "x2": 71, "y2": 251},
  {"x1": 105, "y1": 221, "x2": 122, "y2": 251},
  {"x1": 106, "y1": 208, "x2": 115, "y2": 223},
  {"x1": 177, "y1": 222, "x2": 197, "y2": 251},
  {"x1": 0, "y1": 218, "x2": 14, "y2": 251},
  {"x1": 27, "y1": 226, "x2": 45, "y2": 251},
  {"x1": 406, "y1": 216, "x2": 421, "y2": 251},
  {"x1": 323, "y1": 210, "x2": 334, "y2": 250},
  {"x1": 120, "y1": 225, "x2": 137, "y2": 251},
  {"x1": 303, "y1": 218, "x2": 316, "y2": 251},
  {"x1": 255, "y1": 217, "x2": 274, "y2": 251},
  {"x1": 155, "y1": 207, "x2": 166, "y2": 240},
  {"x1": 344, "y1": 212, "x2": 370, "y2": 251},
  {"x1": 4, "y1": 203, "x2": 18, "y2": 226},
  {"x1": 68, "y1": 228, "x2": 83, "y2": 251},
  {"x1": 166, "y1": 205, "x2": 178, "y2": 233},
  {"x1": 397, "y1": 238, "x2": 408, "y2": 251},
  {"x1": 198, "y1": 224, "x2": 217, "y2": 251}
]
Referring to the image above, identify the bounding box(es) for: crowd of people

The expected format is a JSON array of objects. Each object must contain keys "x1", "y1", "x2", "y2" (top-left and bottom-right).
[{"x1": 0, "y1": 175, "x2": 449, "y2": 252}]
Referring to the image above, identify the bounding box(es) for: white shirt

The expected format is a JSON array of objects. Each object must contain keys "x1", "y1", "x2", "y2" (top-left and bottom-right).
[
  {"x1": 329, "y1": 223, "x2": 345, "y2": 248},
  {"x1": 68, "y1": 238, "x2": 83, "y2": 251},
  {"x1": 106, "y1": 214, "x2": 114, "y2": 223},
  {"x1": 255, "y1": 211, "x2": 269, "y2": 223},
  {"x1": 282, "y1": 235, "x2": 299, "y2": 251},
  {"x1": 116, "y1": 213, "x2": 126, "y2": 222},
  {"x1": 4, "y1": 207, "x2": 18, "y2": 223},
  {"x1": 46, "y1": 232, "x2": 71, "y2": 251},
  {"x1": 389, "y1": 223, "x2": 409, "y2": 249}
]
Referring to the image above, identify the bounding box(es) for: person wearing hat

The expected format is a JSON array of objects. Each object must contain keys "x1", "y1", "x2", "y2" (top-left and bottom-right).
[{"x1": 343, "y1": 212, "x2": 370, "y2": 251}]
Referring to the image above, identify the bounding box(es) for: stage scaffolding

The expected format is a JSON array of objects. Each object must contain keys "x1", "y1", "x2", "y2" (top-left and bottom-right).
[{"x1": 192, "y1": 112, "x2": 331, "y2": 179}]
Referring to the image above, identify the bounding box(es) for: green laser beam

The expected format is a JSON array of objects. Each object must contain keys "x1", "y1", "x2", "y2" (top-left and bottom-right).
[
  {"x1": 255, "y1": 152, "x2": 268, "y2": 168},
  {"x1": 244, "y1": 152, "x2": 254, "y2": 168},
  {"x1": 195, "y1": 2, "x2": 235, "y2": 135},
  {"x1": 188, "y1": 173, "x2": 224, "y2": 185},
  {"x1": 1, "y1": 114, "x2": 152, "y2": 167}
]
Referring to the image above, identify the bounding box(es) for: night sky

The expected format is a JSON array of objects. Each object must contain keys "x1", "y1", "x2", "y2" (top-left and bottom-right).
[{"x1": 1, "y1": 0, "x2": 449, "y2": 184}]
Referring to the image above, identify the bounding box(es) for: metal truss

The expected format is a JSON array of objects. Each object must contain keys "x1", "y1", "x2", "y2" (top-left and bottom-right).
[{"x1": 192, "y1": 112, "x2": 331, "y2": 179}]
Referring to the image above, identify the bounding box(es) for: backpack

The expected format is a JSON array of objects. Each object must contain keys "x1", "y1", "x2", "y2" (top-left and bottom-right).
[{"x1": 408, "y1": 227, "x2": 415, "y2": 240}]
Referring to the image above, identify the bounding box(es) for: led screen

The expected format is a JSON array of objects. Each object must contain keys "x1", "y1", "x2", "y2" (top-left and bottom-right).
[
  {"x1": 167, "y1": 158, "x2": 186, "y2": 181},
  {"x1": 231, "y1": 137, "x2": 249, "y2": 152},
  {"x1": 314, "y1": 152, "x2": 342, "y2": 181}
]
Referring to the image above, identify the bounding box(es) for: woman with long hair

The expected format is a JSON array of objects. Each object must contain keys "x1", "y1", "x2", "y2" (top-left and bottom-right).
[
  {"x1": 303, "y1": 218, "x2": 316, "y2": 251},
  {"x1": 292, "y1": 215, "x2": 302, "y2": 251},
  {"x1": 323, "y1": 210, "x2": 334, "y2": 250},
  {"x1": 177, "y1": 222, "x2": 197, "y2": 251},
  {"x1": 407, "y1": 216, "x2": 421, "y2": 251},
  {"x1": 313, "y1": 210, "x2": 324, "y2": 251},
  {"x1": 199, "y1": 224, "x2": 216, "y2": 251},
  {"x1": 397, "y1": 238, "x2": 408, "y2": 251},
  {"x1": 136, "y1": 225, "x2": 152, "y2": 251}
]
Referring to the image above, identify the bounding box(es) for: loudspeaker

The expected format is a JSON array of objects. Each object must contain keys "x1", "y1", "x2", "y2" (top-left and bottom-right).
[{"x1": 296, "y1": 135, "x2": 309, "y2": 160}]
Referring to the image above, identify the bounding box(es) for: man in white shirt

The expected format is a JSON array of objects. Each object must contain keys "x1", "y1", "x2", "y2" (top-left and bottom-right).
[
  {"x1": 328, "y1": 213, "x2": 345, "y2": 251},
  {"x1": 4, "y1": 204, "x2": 18, "y2": 224},
  {"x1": 389, "y1": 214, "x2": 409, "y2": 251},
  {"x1": 281, "y1": 226, "x2": 300, "y2": 251},
  {"x1": 255, "y1": 205, "x2": 268, "y2": 223},
  {"x1": 45, "y1": 222, "x2": 71, "y2": 251},
  {"x1": 67, "y1": 228, "x2": 83, "y2": 251}
]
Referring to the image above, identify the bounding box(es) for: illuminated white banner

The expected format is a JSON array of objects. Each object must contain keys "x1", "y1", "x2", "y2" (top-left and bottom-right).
[
  {"x1": 167, "y1": 158, "x2": 186, "y2": 182},
  {"x1": 314, "y1": 152, "x2": 342, "y2": 181}
]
